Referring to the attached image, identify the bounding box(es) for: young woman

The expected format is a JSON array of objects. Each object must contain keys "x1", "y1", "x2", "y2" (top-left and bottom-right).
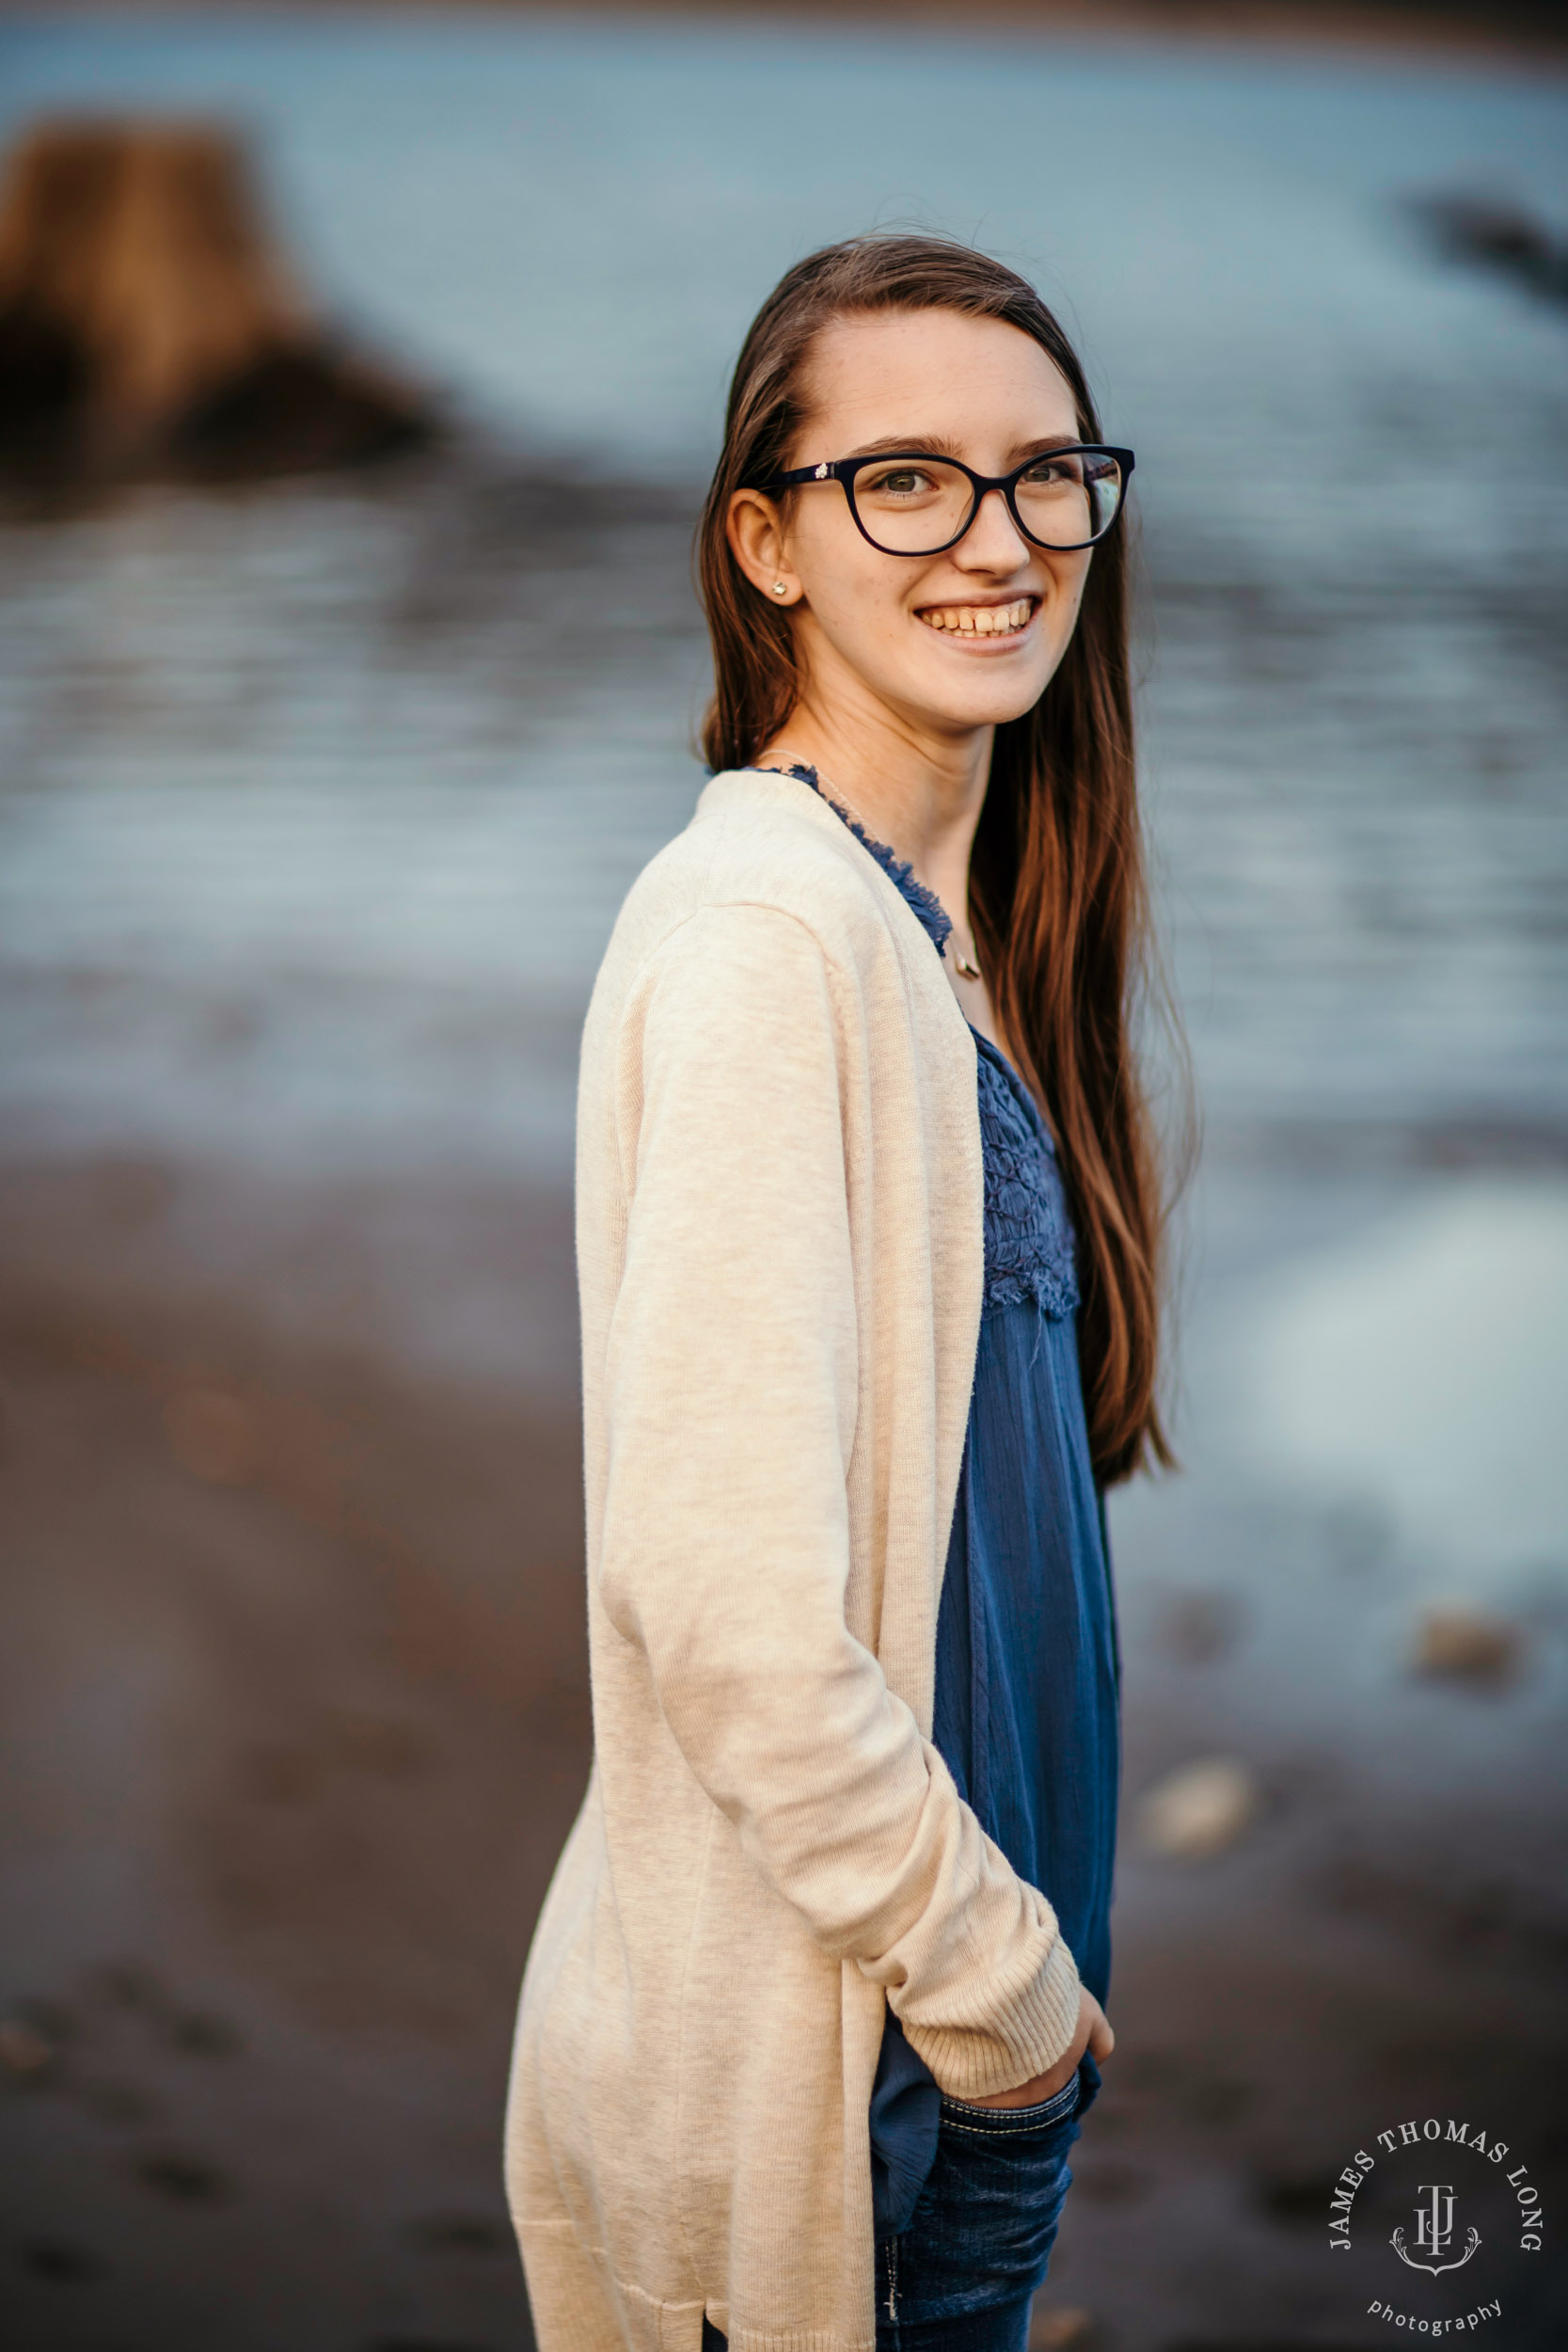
[{"x1": 506, "y1": 233, "x2": 1172, "y2": 2352}]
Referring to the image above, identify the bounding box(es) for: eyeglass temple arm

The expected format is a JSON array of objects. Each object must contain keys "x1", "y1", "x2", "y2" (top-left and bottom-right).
[
  {"x1": 751, "y1": 449, "x2": 1134, "y2": 494},
  {"x1": 750, "y1": 460, "x2": 847, "y2": 490}
]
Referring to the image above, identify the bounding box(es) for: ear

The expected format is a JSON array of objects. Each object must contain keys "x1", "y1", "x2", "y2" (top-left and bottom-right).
[{"x1": 727, "y1": 487, "x2": 801, "y2": 606}]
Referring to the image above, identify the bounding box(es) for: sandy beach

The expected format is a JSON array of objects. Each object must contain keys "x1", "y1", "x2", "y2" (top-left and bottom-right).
[{"x1": 5, "y1": 1138, "x2": 1565, "y2": 2350}]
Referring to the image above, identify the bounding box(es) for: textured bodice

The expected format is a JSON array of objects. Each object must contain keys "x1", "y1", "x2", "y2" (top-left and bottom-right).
[{"x1": 973, "y1": 1037, "x2": 1079, "y2": 1319}]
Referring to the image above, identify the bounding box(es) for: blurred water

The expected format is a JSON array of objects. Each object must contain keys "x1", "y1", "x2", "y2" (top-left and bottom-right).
[
  {"x1": 1, "y1": 11, "x2": 1566, "y2": 1184},
  {"x1": 1235, "y1": 1181, "x2": 1568, "y2": 1566}
]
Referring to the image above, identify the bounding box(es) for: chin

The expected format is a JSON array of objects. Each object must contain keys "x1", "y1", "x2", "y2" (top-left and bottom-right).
[{"x1": 921, "y1": 675, "x2": 1051, "y2": 732}]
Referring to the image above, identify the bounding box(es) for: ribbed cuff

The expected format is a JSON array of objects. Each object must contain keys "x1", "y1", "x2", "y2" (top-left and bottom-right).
[{"x1": 900, "y1": 1930, "x2": 1082, "y2": 2101}]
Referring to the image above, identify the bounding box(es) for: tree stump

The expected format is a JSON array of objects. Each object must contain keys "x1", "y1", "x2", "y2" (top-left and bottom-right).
[{"x1": 0, "y1": 119, "x2": 436, "y2": 488}]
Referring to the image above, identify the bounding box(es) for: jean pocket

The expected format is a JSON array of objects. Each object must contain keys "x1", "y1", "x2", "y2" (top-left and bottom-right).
[
  {"x1": 937, "y1": 2074, "x2": 1081, "y2": 2135},
  {"x1": 893, "y1": 2082, "x2": 1081, "y2": 2320}
]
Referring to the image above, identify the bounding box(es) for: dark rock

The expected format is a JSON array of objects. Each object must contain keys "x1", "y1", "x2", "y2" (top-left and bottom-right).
[
  {"x1": 18, "y1": 2236, "x2": 110, "y2": 2283},
  {"x1": 406, "y1": 2213, "x2": 515, "y2": 2257},
  {"x1": 135, "y1": 2152, "x2": 233, "y2": 2205},
  {"x1": 0, "y1": 117, "x2": 436, "y2": 495},
  {"x1": 1412, "y1": 192, "x2": 1568, "y2": 310}
]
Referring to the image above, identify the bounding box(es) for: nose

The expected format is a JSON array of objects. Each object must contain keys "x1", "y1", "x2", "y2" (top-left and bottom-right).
[{"x1": 956, "y1": 484, "x2": 1030, "y2": 570}]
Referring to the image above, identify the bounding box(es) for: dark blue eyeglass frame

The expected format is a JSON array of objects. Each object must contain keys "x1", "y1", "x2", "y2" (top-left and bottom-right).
[{"x1": 746, "y1": 444, "x2": 1136, "y2": 557}]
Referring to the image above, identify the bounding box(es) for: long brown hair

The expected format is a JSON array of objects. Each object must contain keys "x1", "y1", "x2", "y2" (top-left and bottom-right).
[{"x1": 698, "y1": 232, "x2": 1180, "y2": 1485}]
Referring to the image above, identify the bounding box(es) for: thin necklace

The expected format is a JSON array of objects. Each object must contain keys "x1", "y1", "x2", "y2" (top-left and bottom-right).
[{"x1": 758, "y1": 749, "x2": 983, "y2": 981}]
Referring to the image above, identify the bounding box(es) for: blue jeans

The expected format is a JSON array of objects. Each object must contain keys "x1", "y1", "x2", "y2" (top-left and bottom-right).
[
  {"x1": 873, "y1": 2071, "x2": 1082, "y2": 2351},
  {"x1": 702, "y1": 2070, "x2": 1085, "y2": 2352}
]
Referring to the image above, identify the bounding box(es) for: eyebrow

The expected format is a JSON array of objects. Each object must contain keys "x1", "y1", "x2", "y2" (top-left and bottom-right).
[{"x1": 841, "y1": 431, "x2": 1083, "y2": 463}]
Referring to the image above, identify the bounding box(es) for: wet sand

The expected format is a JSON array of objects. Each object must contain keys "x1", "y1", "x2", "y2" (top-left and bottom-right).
[
  {"x1": 0, "y1": 1154, "x2": 580, "y2": 2351},
  {"x1": 3, "y1": 1145, "x2": 1565, "y2": 2352}
]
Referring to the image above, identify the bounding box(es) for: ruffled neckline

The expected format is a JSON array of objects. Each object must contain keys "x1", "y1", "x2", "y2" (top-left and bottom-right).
[
  {"x1": 752, "y1": 760, "x2": 953, "y2": 959},
  {"x1": 751, "y1": 758, "x2": 1079, "y2": 1320}
]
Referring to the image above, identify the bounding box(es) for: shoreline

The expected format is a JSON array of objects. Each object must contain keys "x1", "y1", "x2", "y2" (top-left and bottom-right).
[{"x1": 3, "y1": 0, "x2": 1566, "y2": 71}]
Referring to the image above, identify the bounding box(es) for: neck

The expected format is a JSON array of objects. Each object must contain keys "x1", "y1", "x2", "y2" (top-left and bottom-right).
[{"x1": 759, "y1": 695, "x2": 992, "y2": 931}]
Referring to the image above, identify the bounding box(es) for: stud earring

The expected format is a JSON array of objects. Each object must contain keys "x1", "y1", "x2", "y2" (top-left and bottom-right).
[{"x1": 772, "y1": 581, "x2": 788, "y2": 596}]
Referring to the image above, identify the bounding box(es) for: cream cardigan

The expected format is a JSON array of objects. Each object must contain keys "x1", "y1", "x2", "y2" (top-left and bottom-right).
[{"x1": 505, "y1": 767, "x2": 1082, "y2": 2352}]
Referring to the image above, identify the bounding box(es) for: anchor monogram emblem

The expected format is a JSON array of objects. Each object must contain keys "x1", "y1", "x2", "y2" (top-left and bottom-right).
[{"x1": 1390, "y1": 2185, "x2": 1481, "y2": 2277}]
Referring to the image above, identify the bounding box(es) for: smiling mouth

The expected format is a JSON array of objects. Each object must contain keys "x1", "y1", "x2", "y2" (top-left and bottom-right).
[{"x1": 916, "y1": 596, "x2": 1036, "y2": 640}]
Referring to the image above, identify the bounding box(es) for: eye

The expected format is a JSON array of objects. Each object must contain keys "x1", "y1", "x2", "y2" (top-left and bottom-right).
[
  {"x1": 863, "y1": 464, "x2": 940, "y2": 499},
  {"x1": 1018, "y1": 453, "x2": 1081, "y2": 486}
]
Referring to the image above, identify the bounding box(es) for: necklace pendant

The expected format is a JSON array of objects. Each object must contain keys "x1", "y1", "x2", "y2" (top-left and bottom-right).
[{"x1": 954, "y1": 948, "x2": 981, "y2": 981}]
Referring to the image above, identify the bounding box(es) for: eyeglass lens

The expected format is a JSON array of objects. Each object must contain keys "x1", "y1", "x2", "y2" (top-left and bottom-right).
[{"x1": 851, "y1": 452, "x2": 1123, "y2": 554}]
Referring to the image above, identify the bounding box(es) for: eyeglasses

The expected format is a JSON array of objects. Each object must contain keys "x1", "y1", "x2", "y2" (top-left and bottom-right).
[{"x1": 747, "y1": 445, "x2": 1134, "y2": 557}]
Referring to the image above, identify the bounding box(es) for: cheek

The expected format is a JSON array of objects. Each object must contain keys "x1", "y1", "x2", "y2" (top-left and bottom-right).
[
  {"x1": 1041, "y1": 560, "x2": 1090, "y2": 644},
  {"x1": 800, "y1": 540, "x2": 911, "y2": 655},
  {"x1": 1050, "y1": 553, "x2": 1091, "y2": 613}
]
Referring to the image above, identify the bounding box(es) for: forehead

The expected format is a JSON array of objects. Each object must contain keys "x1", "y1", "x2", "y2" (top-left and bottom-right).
[{"x1": 797, "y1": 309, "x2": 1081, "y2": 453}]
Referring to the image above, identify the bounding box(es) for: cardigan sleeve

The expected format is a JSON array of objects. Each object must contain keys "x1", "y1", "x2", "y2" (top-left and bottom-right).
[{"x1": 595, "y1": 900, "x2": 1082, "y2": 2099}]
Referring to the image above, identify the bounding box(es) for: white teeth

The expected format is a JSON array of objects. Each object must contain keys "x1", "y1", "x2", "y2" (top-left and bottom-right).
[{"x1": 920, "y1": 598, "x2": 1032, "y2": 637}]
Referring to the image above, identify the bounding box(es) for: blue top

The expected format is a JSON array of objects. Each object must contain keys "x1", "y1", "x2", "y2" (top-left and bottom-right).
[{"x1": 765, "y1": 766, "x2": 1121, "y2": 2240}]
